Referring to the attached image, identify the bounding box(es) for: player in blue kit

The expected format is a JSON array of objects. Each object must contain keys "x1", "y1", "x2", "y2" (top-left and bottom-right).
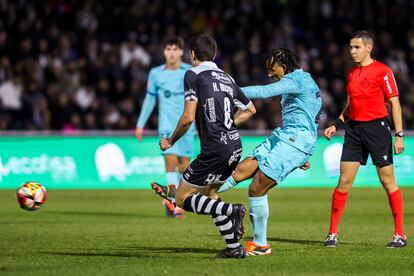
[
  {"x1": 136, "y1": 37, "x2": 195, "y2": 219},
  {"x1": 217, "y1": 48, "x2": 322, "y2": 255}
]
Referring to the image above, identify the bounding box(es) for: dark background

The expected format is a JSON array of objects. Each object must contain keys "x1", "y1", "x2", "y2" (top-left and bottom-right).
[{"x1": 1, "y1": 0, "x2": 413, "y2": 131}]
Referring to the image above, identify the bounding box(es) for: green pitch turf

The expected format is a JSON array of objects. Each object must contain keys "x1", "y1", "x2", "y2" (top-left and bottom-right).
[{"x1": 0, "y1": 188, "x2": 413, "y2": 275}]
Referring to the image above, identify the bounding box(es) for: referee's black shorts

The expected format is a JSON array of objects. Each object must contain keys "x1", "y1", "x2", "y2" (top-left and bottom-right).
[{"x1": 341, "y1": 117, "x2": 393, "y2": 167}]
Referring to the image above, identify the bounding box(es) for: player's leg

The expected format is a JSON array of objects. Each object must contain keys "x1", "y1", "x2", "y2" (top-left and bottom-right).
[
  {"x1": 170, "y1": 156, "x2": 190, "y2": 218},
  {"x1": 163, "y1": 154, "x2": 179, "y2": 217},
  {"x1": 174, "y1": 131, "x2": 194, "y2": 218},
  {"x1": 176, "y1": 150, "x2": 247, "y2": 258},
  {"x1": 218, "y1": 157, "x2": 259, "y2": 192},
  {"x1": 246, "y1": 139, "x2": 308, "y2": 256},
  {"x1": 324, "y1": 161, "x2": 360, "y2": 246},
  {"x1": 325, "y1": 122, "x2": 364, "y2": 247},
  {"x1": 363, "y1": 118, "x2": 406, "y2": 247},
  {"x1": 246, "y1": 169, "x2": 274, "y2": 255},
  {"x1": 174, "y1": 179, "x2": 246, "y2": 257},
  {"x1": 376, "y1": 165, "x2": 406, "y2": 247},
  {"x1": 219, "y1": 134, "x2": 273, "y2": 193}
]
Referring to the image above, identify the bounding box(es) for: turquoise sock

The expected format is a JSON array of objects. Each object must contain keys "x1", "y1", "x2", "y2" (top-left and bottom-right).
[
  {"x1": 218, "y1": 176, "x2": 237, "y2": 193},
  {"x1": 166, "y1": 172, "x2": 178, "y2": 186},
  {"x1": 249, "y1": 195, "x2": 269, "y2": 246}
]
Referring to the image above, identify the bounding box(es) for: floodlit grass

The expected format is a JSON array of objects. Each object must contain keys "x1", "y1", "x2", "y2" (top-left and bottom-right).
[{"x1": 0, "y1": 188, "x2": 413, "y2": 275}]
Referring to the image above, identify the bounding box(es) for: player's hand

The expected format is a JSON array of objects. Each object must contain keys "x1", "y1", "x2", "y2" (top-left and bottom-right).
[
  {"x1": 394, "y1": 137, "x2": 405, "y2": 155},
  {"x1": 160, "y1": 138, "x2": 173, "y2": 151},
  {"x1": 135, "y1": 128, "x2": 144, "y2": 141},
  {"x1": 300, "y1": 161, "x2": 311, "y2": 170},
  {"x1": 324, "y1": 125, "x2": 336, "y2": 140}
]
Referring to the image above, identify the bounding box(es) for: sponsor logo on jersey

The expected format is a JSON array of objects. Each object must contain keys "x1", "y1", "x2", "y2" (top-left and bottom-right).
[
  {"x1": 204, "y1": 97, "x2": 216, "y2": 123},
  {"x1": 384, "y1": 75, "x2": 393, "y2": 94},
  {"x1": 227, "y1": 130, "x2": 240, "y2": 140},
  {"x1": 220, "y1": 132, "x2": 228, "y2": 144},
  {"x1": 228, "y1": 148, "x2": 242, "y2": 165},
  {"x1": 211, "y1": 71, "x2": 232, "y2": 84}
]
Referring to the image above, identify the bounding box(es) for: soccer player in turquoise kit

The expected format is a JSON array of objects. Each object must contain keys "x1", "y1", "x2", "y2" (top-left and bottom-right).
[
  {"x1": 218, "y1": 48, "x2": 322, "y2": 255},
  {"x1": 136, "y1": 37, "x2": 195, "y2": 219}
]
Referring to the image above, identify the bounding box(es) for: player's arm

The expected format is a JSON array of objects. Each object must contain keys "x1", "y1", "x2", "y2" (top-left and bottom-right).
[
  {"x1": 135, "y1": 93, "x2": 156, "y2": 141},
  {"x1": 241, "y1": 77, "x2": 295, "y2": 99},
  {"x1": 136, "y1": 69, "x2": 157, "y2": 141},
  {"x1": 389, "y1": 97, "x2": 404, "y2": 154},
  {"x1": 233, "y1": 83, "x2": 256, "y2": 126},
  {"x1": 234, "y1": 102, "x2": 256, "y2": 126},
  {"x1": 381, "y1": 68, "x2": 404, "y2": 154},
  {"x1": 324, "y1": 96, "x2": 350, "y2": 140}
]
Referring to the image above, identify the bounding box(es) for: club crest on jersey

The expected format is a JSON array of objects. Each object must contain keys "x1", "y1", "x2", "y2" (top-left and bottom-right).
[
  {"x1": 164, "y1": 90, "x2": 171, "y2": 98},
  {"x1": 211, "y1": 71, "x2": 232, "y2": 84}
]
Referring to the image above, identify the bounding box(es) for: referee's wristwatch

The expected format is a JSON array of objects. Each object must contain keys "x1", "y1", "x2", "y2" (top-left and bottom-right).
[{"x1": 395, "y1": 131, "x2": 404, "y2": 138}]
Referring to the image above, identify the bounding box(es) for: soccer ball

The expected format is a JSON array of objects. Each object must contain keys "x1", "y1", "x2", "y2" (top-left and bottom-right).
[{"x1": 16, "y1": 182, "x2": 47, "y2": 211}]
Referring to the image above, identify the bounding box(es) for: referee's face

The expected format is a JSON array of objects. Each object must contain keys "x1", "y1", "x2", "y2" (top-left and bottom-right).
[{"x1": 349, "y1": 38, "x2": 372, "y2": 65}]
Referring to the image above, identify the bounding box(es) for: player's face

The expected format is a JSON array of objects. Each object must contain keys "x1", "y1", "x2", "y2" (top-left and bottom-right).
[
  {"x1": 349, "y1": 38, "x2": 372, "y2": 64},
  {"x1": 267, "y1": 63, "x2": 285, "y2": 80},
  {"x1": 164, "y1": 44, "x2": 183, "y2": 65}
]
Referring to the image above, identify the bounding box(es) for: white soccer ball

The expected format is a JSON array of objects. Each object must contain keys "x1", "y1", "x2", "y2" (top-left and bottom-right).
[{"x1": 16, "y1": 182, "x2": 47, "y2": 211}]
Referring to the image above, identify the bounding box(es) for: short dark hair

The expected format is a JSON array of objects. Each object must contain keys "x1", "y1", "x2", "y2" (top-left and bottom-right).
[
  {"x1": 350, "y1": 30, "x2": 374, "y2": 45},
  {"x1": 188, "y1": 34, "x2": 217, "y2": 61},
  {"x1": 265, "y1": 48, "x2": 299, "y2": 74},
  {"x1": 163, "y1": 36, "x2": 184, "y2": 49}
]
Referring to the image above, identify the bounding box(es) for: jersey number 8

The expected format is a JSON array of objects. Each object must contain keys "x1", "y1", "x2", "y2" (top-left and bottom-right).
[{"x1": 224, "y1": 97, "x2": 233, "y2": 129}]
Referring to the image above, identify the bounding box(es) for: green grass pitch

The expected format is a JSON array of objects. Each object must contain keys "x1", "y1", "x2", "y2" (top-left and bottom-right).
[{"x1": 1, "y1": 188, "x2": 413, "y2": 275}]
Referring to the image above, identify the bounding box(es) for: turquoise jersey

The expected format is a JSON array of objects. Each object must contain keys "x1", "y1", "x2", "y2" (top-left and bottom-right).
[
  {"x1": 137, "y1": 62, "x2": 195, "y2": 137},
  {"x1": 242, "y1": 69, "x2": 322, "y2": 154}
]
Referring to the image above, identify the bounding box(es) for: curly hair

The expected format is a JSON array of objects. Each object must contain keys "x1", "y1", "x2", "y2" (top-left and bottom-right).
[{"x1": 265, "y1": 48, "x2": 300, "y2": 74}]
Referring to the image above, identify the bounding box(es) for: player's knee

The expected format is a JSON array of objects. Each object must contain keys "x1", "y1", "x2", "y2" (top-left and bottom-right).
[
  {"x1": 379, "y1": 175, "x2": 397, "y2": 192},
  {"x1": 248, "y1": 183, "x2": 265, "y2": 197},
  {"x1": 337, "y1": 176, "x2": 353, "y2": 191},
  {"x1": 232, "y1": 167, "x2": 244, "y2": 182}
]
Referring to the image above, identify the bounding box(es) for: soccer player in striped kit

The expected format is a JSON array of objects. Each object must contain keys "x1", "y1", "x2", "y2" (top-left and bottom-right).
[
  {"x1": 323, "y1": 31, "x2": 406, "y2": 248},
  {"x1": 153, "y1": 34, "x2": 256, "y2": 258}
]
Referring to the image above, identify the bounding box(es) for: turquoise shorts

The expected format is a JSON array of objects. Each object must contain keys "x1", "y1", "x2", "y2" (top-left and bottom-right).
[
  {"x1": 162, "y1": 130, "x2": 195, "y2": 158},
  {"x1": 249, "y1": 134, "x2": 310, "y2": 183}
]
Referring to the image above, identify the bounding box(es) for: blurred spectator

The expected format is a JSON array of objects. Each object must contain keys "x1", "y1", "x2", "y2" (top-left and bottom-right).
[{"x1": 0, "y1": 0, "x2": 413, "y2": 131}]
